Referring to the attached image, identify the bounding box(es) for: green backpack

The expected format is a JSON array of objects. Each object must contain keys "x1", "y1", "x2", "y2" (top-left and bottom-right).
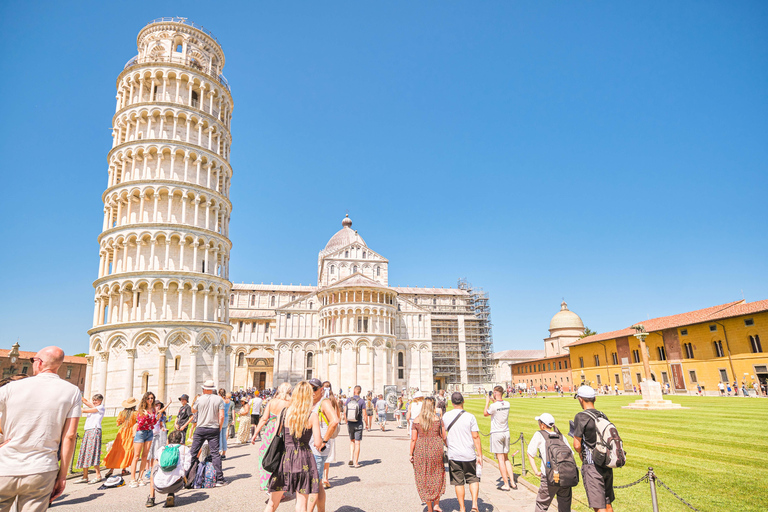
[{"x1": 159, "y1": 445, "x2": 180, "y2": 472}]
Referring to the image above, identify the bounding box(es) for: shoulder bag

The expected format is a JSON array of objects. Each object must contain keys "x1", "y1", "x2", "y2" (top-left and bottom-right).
[{"x1": 262, "y1": 409, "x2": 286, "y2": 473}]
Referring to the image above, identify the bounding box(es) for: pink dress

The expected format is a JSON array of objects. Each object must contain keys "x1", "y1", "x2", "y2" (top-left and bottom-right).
[{"x1": 257, "y1": 412, "x2": 280, "y2": 490}]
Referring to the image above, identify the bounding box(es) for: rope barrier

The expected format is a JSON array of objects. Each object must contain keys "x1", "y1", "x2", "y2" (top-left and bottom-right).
[
  {"x1": 655, "y1": 475, "x2": 701, "y2": 511},
  {"x1": 613, "y1": 473, "x2": 649, "y2": 489}
]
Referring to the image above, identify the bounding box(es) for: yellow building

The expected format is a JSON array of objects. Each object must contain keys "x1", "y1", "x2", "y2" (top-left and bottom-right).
[{"x1": 566, "y1": 300, "x2": 768, "y2": 395}]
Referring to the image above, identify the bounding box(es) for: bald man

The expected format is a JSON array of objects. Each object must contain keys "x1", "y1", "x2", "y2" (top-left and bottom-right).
[{"x1": 0, "y1": 346, "x2": 82, "y2": 511}]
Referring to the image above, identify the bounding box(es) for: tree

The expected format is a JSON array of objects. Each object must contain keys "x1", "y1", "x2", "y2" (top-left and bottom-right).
[
  {"x1": 73, "y1": 352, "x2": 87, "y2": 357},
  {"x1": 580, "y1": 327, "x2": 597, "y2": 339}
]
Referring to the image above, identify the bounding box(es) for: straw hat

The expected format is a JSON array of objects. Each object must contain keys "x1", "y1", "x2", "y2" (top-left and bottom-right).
[
  {"x1": 202, "y1": 379, "x2": 216, "y2": 390},
  {"x1": 121, "y1": 397, "x2": 138, "y2": 408}
]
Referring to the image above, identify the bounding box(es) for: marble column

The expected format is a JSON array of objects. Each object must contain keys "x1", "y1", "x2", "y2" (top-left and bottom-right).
[
  {"x1": 212, "y1": 345, "x2": 220, "y2": 387},
  {"x1": 99, "y1": 351, "x2": 109, "y2": 395},
  {"x1": 157, "y1": 347, "x2": 167, "y2": 403},
  {"x1": 125, "y1": 349, "x2": 136, "y2": 398},
  {"x1": 188, "y1": 346, "x2": 198, "y2": 394},
  {"x1": 84, "y1": 356, "x2": 94, "y2": 400}
]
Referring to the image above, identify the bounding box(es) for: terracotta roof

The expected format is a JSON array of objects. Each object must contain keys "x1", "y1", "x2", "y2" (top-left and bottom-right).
[
  {"x1": 0, "y1": 349, "x2": 87, "y2": 365},
  {"x1": 493, "y1": 350, "x2": 546, "y2": 361},
  {"x1": 566, "y1": 299, "x2": 768, "y2": 348},
  {"x1": 232, "y1": 283, "x2": 316, "y2": 292}
]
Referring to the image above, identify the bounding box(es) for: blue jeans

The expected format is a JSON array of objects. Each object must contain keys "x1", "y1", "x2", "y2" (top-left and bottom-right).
[
  {"x1": 219, "y1": 425, "x2": 228, "y2": 452},
  {"x1": 134, "y1": 429, "x2": 154, "y2": 443},
  {"x1": 314, "y1": 453, "x2": 328, "y2": 480}
]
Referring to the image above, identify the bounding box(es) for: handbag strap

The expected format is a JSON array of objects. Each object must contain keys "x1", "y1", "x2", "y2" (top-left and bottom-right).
[
  {"x1": 275, "y1": 408, "x2": 287, "y2": 438},
  {"x1": 446, "y1": 410, "x2": 465, "y2": 433}
]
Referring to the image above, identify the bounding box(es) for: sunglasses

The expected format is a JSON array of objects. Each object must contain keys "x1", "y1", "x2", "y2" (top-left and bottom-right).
[{"x1": 29, "y1": 357, "x2": 42, "y2": 364}]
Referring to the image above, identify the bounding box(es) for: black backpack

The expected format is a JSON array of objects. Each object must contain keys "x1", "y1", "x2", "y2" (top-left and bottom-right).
[{"x1": 541, "y1": 430, "x2": 579, "y2": 488}]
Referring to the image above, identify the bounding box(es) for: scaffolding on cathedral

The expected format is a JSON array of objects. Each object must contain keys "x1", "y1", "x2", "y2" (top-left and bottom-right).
[{"x1": 458, "y1": 278, "x2": 495, "y2": 383}]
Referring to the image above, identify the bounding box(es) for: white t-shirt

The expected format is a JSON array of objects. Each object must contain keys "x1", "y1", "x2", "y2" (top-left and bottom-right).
[
  {"x1": 0, "y1": 373, "x2": 82, "y2": 476},
  {"x1": 152, "y1": 444, "x2": 192, "y2": 489},
  {"x1": 410, "y1": 401, "x2": 423, "y2": 420},
  {"x1": 84, "y1": 405, "x2": 106, "y2": 431},
  {"x1": 718, "y1": 382, "x2": 725, "y2": 390},
  {"x1": 250, "y1": 397, "x2": 263, "y2": 415},
  {"x1": 527, "y1": 430, "x2": 575, "y2": 475},
  {"x1": 487, "y1": 400, "x2": 510, "y2": 434},
  {"x1": 442, "y1": 409, "x2": 479, "y2": 462}
]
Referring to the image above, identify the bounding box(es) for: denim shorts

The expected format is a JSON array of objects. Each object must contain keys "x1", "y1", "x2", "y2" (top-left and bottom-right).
[
  {"x1": 134, "y1": 429, "x2": 154, "y2": 443},
  {"x1": 314, "y1": 453, "x2": 327, "y2": 480}
]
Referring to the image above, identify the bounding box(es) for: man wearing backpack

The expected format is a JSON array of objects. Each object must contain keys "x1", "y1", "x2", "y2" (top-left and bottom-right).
[
  {"x1": 344, "y1": 385, "x2": 366, "y2": 468},
  {"x1": 527, "y1": 413, "x2": 576, "y2": 512},
  {"x1": 573, "y1": 385, "x2": 616, "y2": 512}
]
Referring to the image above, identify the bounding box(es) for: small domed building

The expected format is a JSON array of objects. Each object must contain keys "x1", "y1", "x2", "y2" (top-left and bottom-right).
[{"x1": 545, "y1": 301, "x2": 585, "y2": 357}]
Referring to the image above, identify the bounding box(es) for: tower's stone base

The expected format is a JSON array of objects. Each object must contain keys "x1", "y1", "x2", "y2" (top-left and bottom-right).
[{"x1": 622, "y1": 380, "x2": 688, "y2": 410}]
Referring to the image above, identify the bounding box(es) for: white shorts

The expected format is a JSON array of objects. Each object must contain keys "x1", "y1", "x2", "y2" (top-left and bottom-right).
[{"x1": 490, "y1": 432, "x2": 510, "y2": 454}]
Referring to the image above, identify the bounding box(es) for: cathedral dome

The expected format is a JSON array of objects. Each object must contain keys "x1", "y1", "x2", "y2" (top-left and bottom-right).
[
  {"x1": 323, "y1": 215, "x2": 366, "y2": 253},
  {"x1": 549, "y1": 301, "x2": 584, "y2": 332}
]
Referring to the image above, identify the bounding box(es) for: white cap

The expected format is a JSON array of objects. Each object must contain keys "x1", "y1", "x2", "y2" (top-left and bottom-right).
[
  {"x1": 575, "y1": 385, "x2": 596, "y2": 399},
  {"x1": 535, "y1": 413, "x2": 555, "y2": 427},
  {"x1": 413, "y1": 391, "x2": 424, "y2": 399}
]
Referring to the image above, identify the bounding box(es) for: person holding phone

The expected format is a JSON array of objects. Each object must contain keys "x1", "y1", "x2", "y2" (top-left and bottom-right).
[{"x1": 308, "y1": 378, "x2": 339, "y2": 512}]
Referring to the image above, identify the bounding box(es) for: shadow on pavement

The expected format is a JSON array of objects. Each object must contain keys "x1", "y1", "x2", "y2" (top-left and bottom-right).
[
  {"x1": 175, "y1": 491, "x2": 210, "y2": 506},
  {"x1": 226, "y1": 473, "x2": 252, "y2": 482},
  {"x1": 335, "y1": 507, "x2": 364, "y2": 512},
  {"x1": 329, "y1": 476, "x2": 361, "y2": 487},
  {"x1": 357, "y1": 458, "x2": 381, "y2": 467},
  {"x1": 222, "y1": 453, "x2": 250, "y2": 461},
  {"x1": 433, "y1": 497, "x2": 494, "y2": 512},
  {"x1": 51, "y1": 493, "x2": 104, "y2": 507}
]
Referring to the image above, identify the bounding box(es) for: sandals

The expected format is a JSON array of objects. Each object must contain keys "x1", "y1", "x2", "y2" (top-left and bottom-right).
[
  {"x1": 75, "y1": 477, "x2": 89, "y2": 484},
  {"x1": 323, "y1": 481, "x2": 330, "y2": 489},
  {"x1": 90, "y1": 477, "x2": 104, "y2": 484}
]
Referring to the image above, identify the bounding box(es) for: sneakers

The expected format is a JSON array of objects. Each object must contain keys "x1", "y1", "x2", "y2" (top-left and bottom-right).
[
  {"x1": 129, "y1": 480, "x2": 139, "y2": 488},
  {"x1": 138, "y1": 478, "x2": 147, "y2": 486},
  {"x1": 215, "y1": 480, "x2": 228, "y2": 487},
  {"x1": 145, "y1": 496, "x2": 155, "y2": 508},
  {"x1": 163, "y1": 494, "x2": 175, "y2": 508}
]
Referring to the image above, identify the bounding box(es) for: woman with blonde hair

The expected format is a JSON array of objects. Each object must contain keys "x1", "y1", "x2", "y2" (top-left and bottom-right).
[
  {"x1": 409, "y1": 396, "x2": 446, "y2": 512},
  {"x1": 265, "y1": 381, "x2": 324, "y2": 512},
  {"x1": 253, "y1": 382, "x2": 292, "y2": 491},
  {"x1": 103, "y1": 398, "x2": 138, "y2": 478}
]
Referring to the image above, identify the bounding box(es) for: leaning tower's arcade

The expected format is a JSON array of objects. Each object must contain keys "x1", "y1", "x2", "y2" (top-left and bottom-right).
[{"x1": 87, "y1": 18, "x2": 234, "y2": 412}]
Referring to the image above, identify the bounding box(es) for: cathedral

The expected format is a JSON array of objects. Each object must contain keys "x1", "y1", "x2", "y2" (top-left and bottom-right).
[{"x1": 85, "y1": 19, "x2": 492, "y2": 413}]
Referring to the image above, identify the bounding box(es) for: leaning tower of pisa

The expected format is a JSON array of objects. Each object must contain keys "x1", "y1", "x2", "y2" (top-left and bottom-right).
[{"x1": 87, "y1": 18, "x2": 234, "y2": 412}]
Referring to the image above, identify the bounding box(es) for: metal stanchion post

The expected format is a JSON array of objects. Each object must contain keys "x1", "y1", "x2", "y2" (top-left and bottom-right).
[
  {"x1": 648, "y1": 467, "x2": 660, "y2": 512},
  {"x1": 70, "y1": 433, "x2": 80, "y2": 474},
  {"x1": 520, "y1": 433, "x2": 526, "y2": 476}
]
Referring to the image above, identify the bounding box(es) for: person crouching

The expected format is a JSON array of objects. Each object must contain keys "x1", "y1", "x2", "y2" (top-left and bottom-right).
[{"x1": 146, "y1": 429, "x2": 191, "y2": 508}]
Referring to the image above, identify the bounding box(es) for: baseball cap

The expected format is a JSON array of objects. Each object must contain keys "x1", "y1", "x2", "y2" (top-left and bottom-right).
[
  {"x1": 451, "y1": 392, "x2": 464, "y2": 405},
  {"x1": 308, "y1": 378, "x2": 323, "y2": 389},
  {"x1": 574, "y1": 385, "x2": 596, "y2": 399},
  {"x1": 535, "y1": 413, "x2": 556, "y2": 427},
  {"x1": 178, "y1": 394, "x2": 189, "y2": 401}
]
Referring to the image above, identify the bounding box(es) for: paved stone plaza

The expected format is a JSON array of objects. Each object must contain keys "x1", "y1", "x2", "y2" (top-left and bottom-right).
[{"x1": 52, "y1": 426, "x2": 536, "y2": 512}]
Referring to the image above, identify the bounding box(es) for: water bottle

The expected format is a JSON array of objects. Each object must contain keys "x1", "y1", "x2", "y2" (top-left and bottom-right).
[{"x1": 476, "y1": 463, "x2": 482, "y2": 478}]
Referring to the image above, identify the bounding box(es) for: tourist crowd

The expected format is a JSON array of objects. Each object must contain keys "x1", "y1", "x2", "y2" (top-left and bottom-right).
[{"x1": 1, "y1": 345, "x2": 631, "y2": 512}]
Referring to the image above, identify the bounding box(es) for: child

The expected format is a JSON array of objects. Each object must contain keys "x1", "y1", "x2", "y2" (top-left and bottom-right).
[
  {"x1": 147, "y1": 429, "x2": 191, "y2": 508},
  {"x1": 76, "y1": 394, "x2": 106, "y2": 483},
  {"x1": 148, "y1": 400, "x2": 172, "y2": 477}
]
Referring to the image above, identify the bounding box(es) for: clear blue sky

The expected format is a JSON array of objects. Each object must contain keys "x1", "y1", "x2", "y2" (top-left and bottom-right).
[{"x1": 1, "y1": 2, "x2": 766, "y2": 357}]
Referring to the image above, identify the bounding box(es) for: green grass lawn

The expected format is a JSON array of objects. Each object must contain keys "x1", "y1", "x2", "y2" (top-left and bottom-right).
[{"x1": 463, "y1": 395, "x2": 767, "y2": 512}]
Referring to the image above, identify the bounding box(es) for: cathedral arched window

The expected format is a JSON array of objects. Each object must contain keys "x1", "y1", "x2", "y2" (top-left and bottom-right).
[
  {"x1": 237, "y1": 353, "x2": 245, "y2": 367},
  {"x1": 433, "y1": 298, "x2": 437, "y2": 305},
  {"x1": 353, "y1": 266, "x2": 358, "y2": 273},
  {"x1": 174, "y1": 356, "x2": 181, "y2": 371},
  {"x1": 345, "y1": 250, "x2": 349, "y2": 258},
  {"x1": 362, "y1": 251, "x2": 366, "y2": 258},
  {"x1": 397, "y1": 351, "x2": 405, "y2": 379},
  {"x1": 376, "y1": 266, "x2": 380, "y2": 276},
  {"x1": 250, "y1": 295, "x2": 255, "y2": 306},
  {"x1": 330, "y1": 265, "x2": 335, "y2": 275},
  {"x1": 270, "y1": 296, "x2": 275, "y2": 307},
  {"x1": 306, "y1": 352, "x2": 314, "y2": 369}
]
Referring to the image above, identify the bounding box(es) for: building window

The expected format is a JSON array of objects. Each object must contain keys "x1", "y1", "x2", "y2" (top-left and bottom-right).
[
  {"x1": 286, "y1": 313, "x2": 291, "y2": 320},
  {"x1": 661, "y1": 372, "x2": 669, "y2": 384},
  {"x1": 593, "y1": 355, "x2": 600, "y2": 366},
  {"x1": 683, "y1": 342, "x2": 694, "y2": 359},
  {"x1": 547, "y1": 363, "x2": 551, "y2": 371},
  {"x1": 689, "y1": 370, "x2": 697, "y2": 383},
  {"x1": 291, "y1": 295, "x2": 296, "y2": 302},
  {"x1": 636, "y1": 373, "x2": 642, "y2": 384},
  {"x1": 596, "y1": 374, "x2": 602, "y2": 385},
  {"x1": 709, "y1": 325, "x2": 717, "y2": 332},
  {"x1": 564, "y1": 360, "x2": 568, "y2": 369},
  {"x1": 250, "y1": 295, "x2": 255, "y2": 306},
  {"x1": 230, "y1": 294, "x2": 235, "y2": 305},
  {"x1": 657, "y1": 346, "x2": 667, "y2": 361},
  {"x1": 306, "y1": 352, "x2": 314, "y2": 369},
  {"x1": 398, "y1": 351, "x2": 404, "y2": 379},
  {"x1": 436, "y1": 328, "x2": 441, "y2": 334},
  {"x1": 558, "y1": 361, "x2": 562, "y2": 370},
  {"x1": 353, "y1": 266, "x2": 358, "y2": 273},
  {"x1": 745, "y1": 318, "x2": 754, "y2": 326},
  {"x1": 66, "y1": 367, "x2": 72, "y2": 379},
  {"x1": 345, "y1": 250, "x2": 349, "y2": 258},
  {"x1": 21, "y1": 366, "x2": 28, "y2": 375},
  {"x1": 579, "y1": 357, "x2": 584, "y2": 368},
  {"x1": 175, "y1": 356, "x2": 181, "y2": 371},
  {"x1": 376, "y1": 266, "x2": 380, "y2": 276},
  {"x1": 611, "y1": 352, "x2": 618, "y2": 365},
  {"x1": 750, "y1": 335, "x2": 763, "y2": 353},
  {"x1": 632, "y1": 349, "x2": 640, "y2": 364},
  {"x1": 330, "y1": 265, "x2": 335, "y2": 274},
  {"x1": 238, "y1": 321, "x2": 243, "y2": 330},
  {"x1": 237, "y1": 353, "x2": 244, "y2": 367},
  {"x1": 615, "y1": 374, "x2": 620, "y2": 384},
  {"x1": 680, "y1": 329, "x2": 688, "y2": 336},
  {"x1": 719, "y1": 369, "x2": 729, "y2": 382},
  {"x1": 433, "y1": 298, "x2": 437, "y2": 305},
  {"x1": 713, "y1": 340, "x2": 725, "y2": 358},
  {"x1": 270, "y1": 296, "x2": 275, "y2": 307}
]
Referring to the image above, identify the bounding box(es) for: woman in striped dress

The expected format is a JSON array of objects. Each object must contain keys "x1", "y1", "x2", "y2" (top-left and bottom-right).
[{"x1": 252, "y1": 382, "x2": 292, "y2": 491}]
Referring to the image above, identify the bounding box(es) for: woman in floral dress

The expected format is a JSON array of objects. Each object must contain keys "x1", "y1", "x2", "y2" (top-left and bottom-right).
[
  {"x1": 409, "y1": 397, "x2": 446, "y2": 512},
  {"x1": 253, "y1": 382, "x2": 292, "y2": 491},
  {"x1": 265, "y1": 381, "x2": 324, "y2": 512}
]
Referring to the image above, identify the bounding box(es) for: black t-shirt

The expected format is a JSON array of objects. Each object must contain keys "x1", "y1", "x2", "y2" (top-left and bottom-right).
[
  {"x1": 572, "y1": 409, "x2": 608, "y2": 452},
  {"x1": 177, "y1": 404, "x2": 192, "y2": 429}
]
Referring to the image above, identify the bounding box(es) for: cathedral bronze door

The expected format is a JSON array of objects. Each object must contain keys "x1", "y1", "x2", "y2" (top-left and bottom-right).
[{"x1": 253, "y1": 372, "x2": 266, "y2": 390}]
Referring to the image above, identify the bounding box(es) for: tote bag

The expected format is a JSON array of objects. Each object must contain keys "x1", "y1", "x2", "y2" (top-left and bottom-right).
[{"x1": 262, "y1": 409, "x2": 286, "y2": 473}]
